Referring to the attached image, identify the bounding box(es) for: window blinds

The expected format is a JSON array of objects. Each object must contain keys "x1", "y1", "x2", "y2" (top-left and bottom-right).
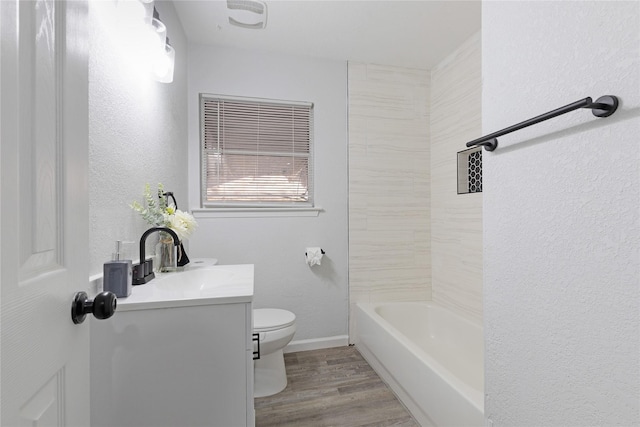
[{"x1": 201, "y1": 95, "x2": 313, "y2": 207}]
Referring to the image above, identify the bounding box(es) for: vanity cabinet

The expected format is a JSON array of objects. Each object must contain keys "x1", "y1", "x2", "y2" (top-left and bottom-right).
[{"x1": 90, "y1": 265, "x2": 255, "y2": 427}]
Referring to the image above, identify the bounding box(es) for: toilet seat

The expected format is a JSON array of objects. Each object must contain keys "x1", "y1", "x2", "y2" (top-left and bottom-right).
[{"x1": 254, "y1": 308, "x2": 296, "y2": 332}]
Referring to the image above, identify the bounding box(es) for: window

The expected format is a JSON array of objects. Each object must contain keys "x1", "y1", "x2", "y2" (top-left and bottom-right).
[{"x1": 200, "y1": 94, "x2": 313, "y2": 208}]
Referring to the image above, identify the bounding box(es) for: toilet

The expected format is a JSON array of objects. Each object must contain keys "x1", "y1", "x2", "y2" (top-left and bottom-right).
[{"x1": 253, "y1": 308, "x2": 296, "y2": 398}]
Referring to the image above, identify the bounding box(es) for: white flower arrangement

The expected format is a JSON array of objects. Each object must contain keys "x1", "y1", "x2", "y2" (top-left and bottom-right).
[{"x1": 130, "y1": 183, "x2": 197, "y2": 241}]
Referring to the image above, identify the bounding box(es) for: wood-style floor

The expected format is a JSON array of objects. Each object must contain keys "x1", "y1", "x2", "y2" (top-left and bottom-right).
[{"x1": 255, "y1": 346, "x2": 419, "y2": 427}]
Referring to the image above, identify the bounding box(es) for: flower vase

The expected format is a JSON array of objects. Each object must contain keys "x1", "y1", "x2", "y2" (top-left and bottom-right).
[{"x1": 155, "y1": 231, "x2": 177, "y2": 272}]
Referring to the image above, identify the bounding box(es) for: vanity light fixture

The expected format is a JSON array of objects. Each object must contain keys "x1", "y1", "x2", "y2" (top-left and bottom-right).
[
  {"x1": 116, "y1": 0, "x2": 155, "y2": 26},
  {"x1": 153, "y1": 38, "x2": 175, "y2": 83},
  {"x1": 148, "y1": 15, "x2": 167, "y2": 55},
  {"x1": 150, "y1": 7, "x2": 175, "y2": 83}
]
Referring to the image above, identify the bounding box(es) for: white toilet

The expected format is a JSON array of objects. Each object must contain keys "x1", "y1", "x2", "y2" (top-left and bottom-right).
[{"x1": 253, "y1": 308, "x2": 296, "y2": 398}]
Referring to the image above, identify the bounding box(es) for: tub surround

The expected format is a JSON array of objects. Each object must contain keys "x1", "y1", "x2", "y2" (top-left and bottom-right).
[
  {"x1": 348, "y1": 63, "x2": 431, "y2": 339},
  {"x1": 430, "y1": 33, "x2": 483, "y2": 323},
  {"x1": 348, "y1": 35, "x2": 483, "y2": 336}
]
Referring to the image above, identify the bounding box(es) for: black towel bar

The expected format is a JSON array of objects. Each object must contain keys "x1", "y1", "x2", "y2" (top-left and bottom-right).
[{"x1": 466, "y1": 95, "x2": 619, "y2": 151}]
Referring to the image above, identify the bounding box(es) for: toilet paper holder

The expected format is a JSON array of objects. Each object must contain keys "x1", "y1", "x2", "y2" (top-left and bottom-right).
[{"x1": 305, "y1": 249, "x2": 325, "y2": 256}]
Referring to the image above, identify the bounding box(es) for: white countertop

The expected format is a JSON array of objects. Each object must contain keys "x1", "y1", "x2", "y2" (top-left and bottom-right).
[{"x1": 116, "y1": 264, "x2": 254, "y2": 311}]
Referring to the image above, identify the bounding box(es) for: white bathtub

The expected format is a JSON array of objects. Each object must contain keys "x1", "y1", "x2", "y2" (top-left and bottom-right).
[{"x1": 355, "y1": 302, "x2": 484, "y2": 427}]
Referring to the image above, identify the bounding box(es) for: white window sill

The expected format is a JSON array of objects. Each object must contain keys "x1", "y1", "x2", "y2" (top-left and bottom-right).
[{"x1": 191, "y1": 206, "x2": 323, "y2": 218}]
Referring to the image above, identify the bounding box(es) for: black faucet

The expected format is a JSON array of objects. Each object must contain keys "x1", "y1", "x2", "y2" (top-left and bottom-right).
[{"x1": 132, "y1": 227, "x2": 180, "y2": 285}]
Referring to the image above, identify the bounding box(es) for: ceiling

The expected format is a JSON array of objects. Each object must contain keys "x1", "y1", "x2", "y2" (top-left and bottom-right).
[{"x1": 173, "y1": 0, "x2": 481, "y2": 70}]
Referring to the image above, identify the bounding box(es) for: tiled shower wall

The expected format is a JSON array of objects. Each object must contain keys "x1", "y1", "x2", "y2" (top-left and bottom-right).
[
  {"x1": 348, "y1": 33, "x2": 483, "y2": 335},
  {"x1": 348, "y1": 63, "x2": 431, "y2": 337},
  {"x1": 430, "y1": 33, "x2": 483, "y2": 322}
]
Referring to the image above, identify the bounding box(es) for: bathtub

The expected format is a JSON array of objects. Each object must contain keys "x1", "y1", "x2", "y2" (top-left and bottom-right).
[{"x1": 355, "y1": 302, "x2": 484, "y2": 427}]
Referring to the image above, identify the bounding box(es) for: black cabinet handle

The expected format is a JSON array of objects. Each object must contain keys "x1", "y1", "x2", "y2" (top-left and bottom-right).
[{"x1": 252, "y1": 333, "x2": 260, "y2": 360}]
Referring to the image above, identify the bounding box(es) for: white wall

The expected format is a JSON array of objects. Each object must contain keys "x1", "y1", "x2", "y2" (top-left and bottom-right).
[
  {"x1": 187, "y1": 45, "x2": 349, "y2": 343},
  {"x1": 89, "y1": 0, "x2": 188, "y2": 277},
  {"x1": 430, "y1": 33, "x2": 482, "y2": 322},
  {"x1": 483, "y1": 2, "x2": 639, "y2": 425},
  {"x1": 347, "y1": 63, "x2": 431, "y2": 339}
]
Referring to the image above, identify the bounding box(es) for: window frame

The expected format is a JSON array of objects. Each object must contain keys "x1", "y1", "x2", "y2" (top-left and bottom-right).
[{"x1": 199, "y1": 93, "x2": 314, "y2": 209}]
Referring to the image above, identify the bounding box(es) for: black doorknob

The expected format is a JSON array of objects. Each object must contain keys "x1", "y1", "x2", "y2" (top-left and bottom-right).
[{"x1": 71, "y1": 291, "x2": 117, "y2": 324}]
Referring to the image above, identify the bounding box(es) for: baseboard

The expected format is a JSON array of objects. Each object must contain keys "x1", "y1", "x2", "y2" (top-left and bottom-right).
[{"x1": 284, "y1": 335, "x2": 349, "y2": 353}]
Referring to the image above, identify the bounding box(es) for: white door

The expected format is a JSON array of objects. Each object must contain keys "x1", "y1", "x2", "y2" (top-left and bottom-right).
[{"x1": 1, "y1": 0, "x2": 90, "y2": 426}]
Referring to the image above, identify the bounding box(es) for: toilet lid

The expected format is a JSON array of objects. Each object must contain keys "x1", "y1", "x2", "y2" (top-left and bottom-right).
[{"x1": 254, "y1": 308, "x2": 296, "y2": 332}]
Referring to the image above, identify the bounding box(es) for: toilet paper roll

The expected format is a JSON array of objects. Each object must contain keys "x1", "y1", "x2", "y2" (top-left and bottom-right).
[{"x1": 305, "y1": 247, "x2": 324, "y2": 267}]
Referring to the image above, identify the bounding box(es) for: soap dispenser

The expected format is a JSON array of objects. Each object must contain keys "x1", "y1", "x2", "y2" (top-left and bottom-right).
[{"x1": 103, "y1": 241, "x2": 132, "y2": 298}]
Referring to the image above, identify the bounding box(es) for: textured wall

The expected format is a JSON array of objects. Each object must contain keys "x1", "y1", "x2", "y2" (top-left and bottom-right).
[
  {"x1": 88, "y1": 1, "x2": 188, "y2": 276},
  {"x1": 483, "y1": 1, "x2": 640, "y2": 424},
  {"x1": 348, "y1": 63, "x2": 431, "y2": 338},
  {"x1": 187, "y1": 45, "x2": 349, "y2": 343},
  {"x1": 430, "y1": 33, "x2": 482, "y2": 322}
]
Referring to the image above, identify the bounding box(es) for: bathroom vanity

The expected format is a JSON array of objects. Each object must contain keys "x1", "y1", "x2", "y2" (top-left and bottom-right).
[{"x1": 90, "y1": 264, "x2": 255, "y2": 427}]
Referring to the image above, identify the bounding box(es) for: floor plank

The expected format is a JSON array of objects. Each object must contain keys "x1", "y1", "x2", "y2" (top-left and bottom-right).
[{"x1": 255, "y1": 346, "x2": 419, "y2": 427}]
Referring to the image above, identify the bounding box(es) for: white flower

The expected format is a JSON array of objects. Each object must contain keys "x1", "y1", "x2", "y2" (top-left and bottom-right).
[
  {"x1": 166, "y1": 209, "x2": 197, "y2": 241},
  {"x1": 132, "y1": 183, "x2": 198, "y2": 241}
]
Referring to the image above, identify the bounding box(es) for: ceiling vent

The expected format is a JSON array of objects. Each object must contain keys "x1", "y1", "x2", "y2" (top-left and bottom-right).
[{"x1": 227, "y1": 0, "x2": 267, "y2": 29}]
